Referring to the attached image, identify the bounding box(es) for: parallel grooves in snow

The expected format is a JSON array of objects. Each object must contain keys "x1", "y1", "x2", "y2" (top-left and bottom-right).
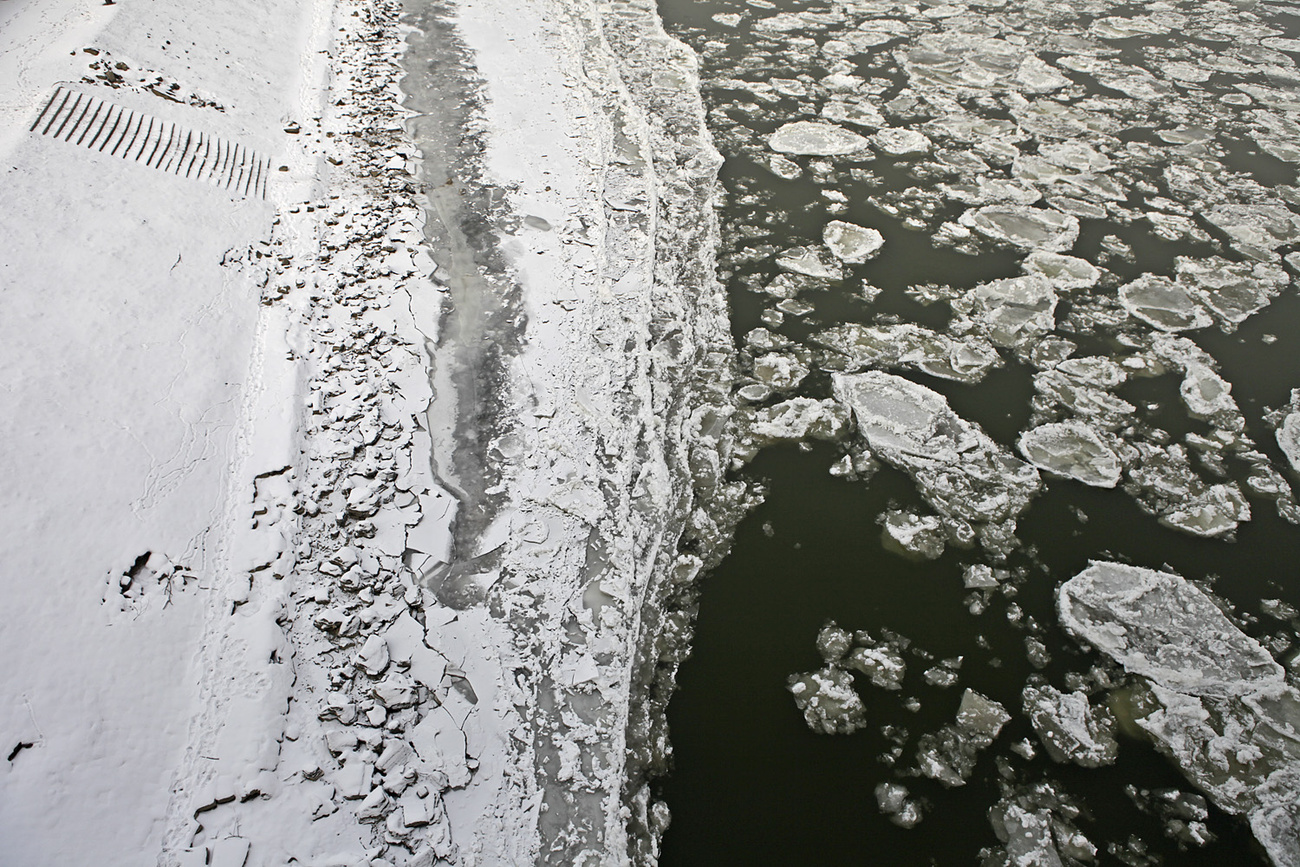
[{"x1": 31, "y1": 85, "x2": 269, "y2": 199}]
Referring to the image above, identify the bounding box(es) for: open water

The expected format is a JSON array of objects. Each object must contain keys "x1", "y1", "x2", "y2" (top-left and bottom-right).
[{"x1": 653, "y1": 0, "x2": 1300, "y2": 863}]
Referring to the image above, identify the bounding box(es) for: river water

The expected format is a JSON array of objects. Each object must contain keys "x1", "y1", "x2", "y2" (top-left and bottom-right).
[{"x1": 652, "y1": 0, "x2": 1300, "y2": 863}]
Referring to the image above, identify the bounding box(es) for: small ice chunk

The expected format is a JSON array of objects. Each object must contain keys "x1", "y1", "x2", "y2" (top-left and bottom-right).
[
  {"x1": 787, "y1": 667, "x2": 868, "y2": 734},
  {"x1": 748, "y1": 398, "x2": 850, "y2": 444},
  {"x1": 872, "y1": 128, "x2": 931, "y2": 156},
  {"x1": 1017, "y1": 421, "x2": 1122, "y2": 488},
  {"x1": 776, "y1": 245, "x2": 845, "y2": 279},
  {"x1": 1176, "y1": 255, "x2": 1287, "y2": 332},
  {"x1": 823, "y1": 220, "x2": 884, "y2": 263},
  {"x1": 834, "y1": 371, "x2": 1040, "y2": 557},
  {"x1": 880, "y1": 509, "x2": 946, "y2": 560},
  {"x1": 846, "y1": 645, "x2": 907, "y2": 691},
  {"x1": 963, "y1": 564, "x2": 1000, "y2": 589},
  {"x1": 767, "y1": 155, "x2": 803, "y2": 180},
  {"x1": 954, "y1": 275, "x2": 1057, "y2": 349},
  {"x1": 960, "y1": 205, "x2": 1079, "y2": 252},
  {"x1": 821, "y1": 99, "x2": 885, "y2": 129},
  {"x1": 915, "y1": 690, "x2": 1009, "y2": 787},
  {"x1": 1119, "y1": 274, "x2": 1213, "y2": 332},
  {"x1": 816, "y1": 623, "x2": 853, "y2": 663},
  {"x1": 875, "y1": 782, "x2": 923, "y2": 828},
  {"x1": 1178, "y1": 363, "x2": 1236, "y2": 420},
  {"x1": 769, "y1": 121, "x2": 869, "y2": 156},
  {"x1": 1022, "y1": 684, "x2": 1119, "y2": 767},
  {"x1": 1204, "y1": 204, "x2": 1300, "y2": 258},
  {"x1": 751, "y1": 352, "x2": 809, "y2": 392}
]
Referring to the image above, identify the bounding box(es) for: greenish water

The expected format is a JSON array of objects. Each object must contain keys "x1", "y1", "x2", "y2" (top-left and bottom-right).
[{"x1": 653, "y1": 0, "x2": 1300, "y2": 863}]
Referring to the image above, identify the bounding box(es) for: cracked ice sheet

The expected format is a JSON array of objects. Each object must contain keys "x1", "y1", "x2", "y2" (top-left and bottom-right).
[
  {"x1": 416, "y1": 0, "x2": 733, "y2": 862},
  {"x1": 0, "y1": 0, "x2": 333, "y2": 862}
]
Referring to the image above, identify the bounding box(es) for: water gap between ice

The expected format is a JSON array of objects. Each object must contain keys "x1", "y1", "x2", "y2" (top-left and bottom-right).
[{"x1": 652, "y1": 0, "x2": 1300, "y2": 864}]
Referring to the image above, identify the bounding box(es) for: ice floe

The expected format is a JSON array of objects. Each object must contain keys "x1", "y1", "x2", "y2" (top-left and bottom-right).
[
  {"x1": 768, "y1": 121, "x2": 869, "y2": 156},
  {"x1": 1017, "y1": 421, "x2": 1122, "y2": 488},
  {"x1": 1059, "y1": 561, "x2": 1300, "y2": 867}
]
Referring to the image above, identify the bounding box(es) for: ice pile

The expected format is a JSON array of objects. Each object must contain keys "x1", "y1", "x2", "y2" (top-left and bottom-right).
[
  {"x1": 914, "y1": 689, "x2": 1009, "y2": 787},
  {"x1": 986, "y1": 782, "x2": 1098, "y2": 867},
  {"x1": 1059, "y1": 562, "x2": 1300, "y2": 867},
  {"x1": 787, "y1": 622, "x2": 911, "y2": 734},
  {"x1": 833, "y1": 371, "x2": 1040, "y2": 557},
  {"x1": 1021, "y1": 684, "x2": 1119, "y2": 768}
]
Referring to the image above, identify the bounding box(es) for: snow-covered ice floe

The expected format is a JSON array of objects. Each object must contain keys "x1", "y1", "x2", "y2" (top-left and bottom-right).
[
  {"x1": 833, "y1": 371, "x2": 1040, "y2": 557},
  {"x1": 1060, "y1": 561, "x2": 1300, "y2": 867}
]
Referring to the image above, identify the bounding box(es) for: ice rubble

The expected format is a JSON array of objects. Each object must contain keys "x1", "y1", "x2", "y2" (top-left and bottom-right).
[
  {"x1": 834, "y1": 371, "x2": 1040, "y2": 557},
  {"x1": 1022, "y1": 684, "x2": 1119, "y2": 768},
  {"x1": 1060, "y1": 562, "x2": 1300, "y2": 867},
  {"x1": 915, "y1": 689, "x2": 1010, "y2": 787}
]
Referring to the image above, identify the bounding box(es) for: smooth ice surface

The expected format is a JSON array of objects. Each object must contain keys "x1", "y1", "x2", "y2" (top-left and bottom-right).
[
  {"x1": 1017, "y1": 421, "x2": 1122, "y2": 488},
  {"x1": 768, "y1": 120, "x2": 868, "y2": 156}
]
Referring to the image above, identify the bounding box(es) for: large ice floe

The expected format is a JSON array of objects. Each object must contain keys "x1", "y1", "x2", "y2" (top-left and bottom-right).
[
  {"x1": 833, "y1": 371, "x2": 1040, "y2": 557},
  {"x1": 1060, "y1": 562, "x2": 1300, "y2": 867}
]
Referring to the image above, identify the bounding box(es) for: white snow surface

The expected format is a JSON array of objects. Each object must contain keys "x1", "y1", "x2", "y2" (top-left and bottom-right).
[{"x1": 0, "y1": 0, "x2": 736, "y2": 864}]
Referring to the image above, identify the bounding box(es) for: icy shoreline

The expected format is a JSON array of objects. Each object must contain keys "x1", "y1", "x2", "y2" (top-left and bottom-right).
[{"x1": 0, "y1": 0, "x2": 736, "y2": 862}]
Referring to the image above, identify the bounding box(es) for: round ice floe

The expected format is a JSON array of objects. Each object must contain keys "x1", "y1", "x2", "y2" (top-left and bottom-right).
[
  {"x1": 1021, "y1": 251, "x2": 1100, "y2": 289},
  {"x1": 1018, "y1": 421, "x2": 1122, "y2": 487},
  {"x1": 871, "y1": 127, "x2": 931, "y2": 156},
  {"x1": 959, "y1": 205, "x2": 1079, "y2": 252},
  {"x1": 768, "y1": 121, "x2": 869, "y2": 156},
  {"x1": 823, "y1": 220, "x2": 884, "y2": 263},
  {"x1": 1118, "y1": 274, "x2": 1213, "y2": 332}
]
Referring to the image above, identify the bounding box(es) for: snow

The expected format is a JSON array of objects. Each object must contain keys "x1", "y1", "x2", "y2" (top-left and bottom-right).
[{"x1": 0, "y1": 0, "x2": 739, "y2": 861}]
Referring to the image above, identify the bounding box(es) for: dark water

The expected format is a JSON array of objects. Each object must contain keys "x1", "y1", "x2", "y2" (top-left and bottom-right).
[{"x1": 653, "y1": 0, "x2": 1300, "y2": 863}]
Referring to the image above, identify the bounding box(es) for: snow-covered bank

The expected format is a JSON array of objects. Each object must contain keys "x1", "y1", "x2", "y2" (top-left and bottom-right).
[{"x1": 0, "y1": 0, "x2": 736, "y2": 862}]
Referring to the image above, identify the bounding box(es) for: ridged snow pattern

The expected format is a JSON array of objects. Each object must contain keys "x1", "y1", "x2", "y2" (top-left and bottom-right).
[{"x1": 31, "y1": 86, "x2": 269, "y2": 199}]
